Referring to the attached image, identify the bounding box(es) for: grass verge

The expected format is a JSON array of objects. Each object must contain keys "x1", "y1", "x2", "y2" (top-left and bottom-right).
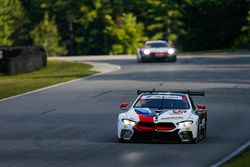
[
  {"x1": 222, "y1": 148, "x2": 250, "y2": 167},
  {"x1": 0, "y1": 60, "x2": 97, "y2": 99}
]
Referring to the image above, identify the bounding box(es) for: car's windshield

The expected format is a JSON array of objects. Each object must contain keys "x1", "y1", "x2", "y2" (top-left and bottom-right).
[
  {"x1": 134, "y1": 95, "x2": 190, "y2": 109},
  {"x1": 145, "y1": 42, "x2": 168, "y2": 48}
]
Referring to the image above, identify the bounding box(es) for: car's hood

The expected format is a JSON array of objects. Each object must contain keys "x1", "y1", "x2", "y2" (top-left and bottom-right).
[
  {"x1": 127, "y1": 108, "x2": 192, "y2": 123},
  {"x1": 143, "y1": 47, "x2": 170, "y2": 52}
]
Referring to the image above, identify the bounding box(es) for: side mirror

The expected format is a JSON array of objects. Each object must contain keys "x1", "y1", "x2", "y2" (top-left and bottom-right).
[
  {"x1": 197, "y1": 104, "x2": 206, "y2": 110},
  {"x1": 120, "y1": 103, "x2": 129, "y2": 110}
]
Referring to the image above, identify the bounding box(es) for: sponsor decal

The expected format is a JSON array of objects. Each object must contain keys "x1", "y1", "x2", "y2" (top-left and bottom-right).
[
  {"x1": 172, "y1": 110, "x2": 187, "y2": 114},
  {"x1": 161, "y1": 117, "x2": 183, "y2": 120},
  {"x1": 164, "y1": 95, "x2": 183, "y2": 100},
  {"x1": 142, "y1": 95, "x2": 162, "y2": 99},
  {"x1": 141, "y1": 95, "x2": 183, "y2": 100}
]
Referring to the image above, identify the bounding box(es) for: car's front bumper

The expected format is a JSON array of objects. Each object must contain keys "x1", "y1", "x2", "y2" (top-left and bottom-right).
[
  {"x1": 131, "y1": 129, "x2": 182, "y2": 142},
  {"x1": 131, "y1": 129, "x2": 194, "y2": 142},
  {"x1": 119, "y1": 127, "x2": 195, "y2": 143},
  {"x1": 140, "y1": 53, "x2": 176, "y2": 62}
]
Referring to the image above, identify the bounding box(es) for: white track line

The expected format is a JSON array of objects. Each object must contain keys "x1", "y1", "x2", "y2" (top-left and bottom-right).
[
  {"x1": 0, "y1": 62, "x2": 120, "y2": 102},
  {"x1": 211, "y1": 140, "x2": 250, "y2": 167}
]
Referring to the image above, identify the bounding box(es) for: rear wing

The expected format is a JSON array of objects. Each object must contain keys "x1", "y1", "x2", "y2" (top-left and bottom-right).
[{"x1": 137, "y1": 89, "x2": 205, "y2": 96}]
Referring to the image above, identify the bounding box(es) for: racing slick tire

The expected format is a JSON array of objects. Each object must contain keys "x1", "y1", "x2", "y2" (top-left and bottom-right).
[
  {"x1": 191, "y1": 120, "x2": 206, "y2": 143},
  {"x1": 165, "y1": 56, "x2": 177, "y2": 62},
  {"x1": 201, "y1": 121, "x2": 207, "y2": 140},
  {"x1": 118, "y1": 138, "x2": 130, "y2": 143},
  {"x1": 191, "y1": 134, "x2": 199, "y2": 144},
  {"x1": 118, "y1": 138, "x2": 124, "y2": 143},
  {"x1": 137, "y1": 57, "x2": 143, "y2": 63}
]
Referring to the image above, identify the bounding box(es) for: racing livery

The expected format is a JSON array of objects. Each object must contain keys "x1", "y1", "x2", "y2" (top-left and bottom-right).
[
  {"x1": 117, "y1": 90, "x2": 207, "y2": 143},
  {"x1": 136, "y1": 40, "x2": 177, "y2": 62}
]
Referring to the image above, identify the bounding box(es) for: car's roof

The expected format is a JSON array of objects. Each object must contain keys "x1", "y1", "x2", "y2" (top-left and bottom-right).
[{"x1": 145, "y1": 40, "x2": 167, "y2": 44}]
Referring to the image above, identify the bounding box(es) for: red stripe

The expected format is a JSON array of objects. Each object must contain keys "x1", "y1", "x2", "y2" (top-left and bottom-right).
[
  {"x1": 137, "y1": 113, "x2": 154, "y2": 122},
  {"x1": 156, "y1": 127, "x2": 175, "y2": 131},
  {"x1": 134, "y1": 125, "x2": 155, "y2": 131},
  {"x1": 138, "y1": 95, "x2": 143, "y2": 100},
  {"x1": 151, "y1": 51, "x2": 167, "y2": 54},
  {"x1": 134, "y1": 112, "x2": 176, "y2": 132},
  {"x1": 134, "y1": 113, "x2": 155, "y2": 131}
]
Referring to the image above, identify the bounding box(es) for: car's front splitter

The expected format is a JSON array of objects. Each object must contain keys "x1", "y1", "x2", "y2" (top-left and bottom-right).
[
  {"x1": 141, "y1": 54, "x2": 176, "y2": 62},
  {"x1": 126, "y1": 129, "x2": 194, "y2": 143}
]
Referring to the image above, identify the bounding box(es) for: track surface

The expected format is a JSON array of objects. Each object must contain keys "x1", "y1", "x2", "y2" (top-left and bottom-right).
[{"x1": 0, "y1": 55, "x2": 250, "y2": 167}]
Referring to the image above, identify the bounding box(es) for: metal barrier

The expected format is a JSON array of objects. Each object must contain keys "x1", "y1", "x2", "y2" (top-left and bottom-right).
[{"x1": 0, "y1": 46, "x2": 47, "y2": 75}]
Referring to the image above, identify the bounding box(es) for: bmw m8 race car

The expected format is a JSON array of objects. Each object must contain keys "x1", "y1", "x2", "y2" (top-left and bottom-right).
[
  {"x1": 117, "y1": 90, "x2": 207, "y2": 143},
  {"x1": 136, "y1": 40, "x2": 177, "y2": 62}
]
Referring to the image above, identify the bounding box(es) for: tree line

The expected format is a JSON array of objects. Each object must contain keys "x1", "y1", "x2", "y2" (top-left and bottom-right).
[{"x1": 0, "y1": 0, "x2": 249, "y2": 56}]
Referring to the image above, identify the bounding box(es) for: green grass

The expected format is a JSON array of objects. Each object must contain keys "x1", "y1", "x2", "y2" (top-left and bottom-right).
[
  {"x1": 222, "y1": 148, "x2": 250, "y2": 167},
  {"x1": 0, "y1": 60, "x2": 97, "y2": 99}
]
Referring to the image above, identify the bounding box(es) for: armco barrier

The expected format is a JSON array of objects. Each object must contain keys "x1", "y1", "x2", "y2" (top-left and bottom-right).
[{"x1": 0, "y1": 46, "x2": 47, "y2": 75}]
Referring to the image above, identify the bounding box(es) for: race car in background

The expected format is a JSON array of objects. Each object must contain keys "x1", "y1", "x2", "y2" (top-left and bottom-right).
[
  {"x1": 117, "y1": 90, "x2": 207, "y2": 143},
  {"x1": 136, "y1": 40, "x2": 177, "y2": 62}
]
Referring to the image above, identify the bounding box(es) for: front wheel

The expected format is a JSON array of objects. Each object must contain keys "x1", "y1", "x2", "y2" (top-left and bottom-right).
[
  {"x1": 201, "y1": 121, "x2": 207, "y2": 139},
  {"x1": 191, "y1": 132, "x2": 199, "y2": 144},
  {"x1": 191, "y1": 121, "x2": 200, "y2": 144},
  {"x1": 137, "y1": 57, "x2": 142, "y2": 63},
  {"x1": 118, "y1": 138, "x2": 125, "y2": 143},
  {"x1": 168, "y1": 56, "x2": 177, "y2": 62}
]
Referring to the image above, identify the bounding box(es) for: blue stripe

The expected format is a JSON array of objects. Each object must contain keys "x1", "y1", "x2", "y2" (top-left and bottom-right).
[{"x1": 135, "y1": 108, "x2": 156, "y2": 117}]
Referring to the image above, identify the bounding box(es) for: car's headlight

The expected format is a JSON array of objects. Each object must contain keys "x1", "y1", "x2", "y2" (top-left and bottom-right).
[
  {"x1": 177, "y1": 120, "x2": 193, "y2": 128},
  {"x1": 168, "y1": 48, "x2": 175, "y2": 55},
  {"x1": 143, "y1": 49, "x2": 150, "y2": 55},
  {"x1": 122, "y1": 119, "x2": 136, "y2": 126}
]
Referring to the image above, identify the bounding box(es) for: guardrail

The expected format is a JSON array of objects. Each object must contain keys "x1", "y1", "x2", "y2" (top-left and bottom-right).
[{"x1": 0, "y1": 46, "x2": 47, "y2": 75}]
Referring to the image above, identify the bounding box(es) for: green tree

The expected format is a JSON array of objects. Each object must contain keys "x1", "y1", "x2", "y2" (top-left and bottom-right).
[
  {"x1": 104, "y1": 13, "x2": 147, "y2": 54},
  {"x1": 17, "y1": 0, "x2": 250, "y2": 54},
  {"x1": 0, "y1": 0, "x2": 24, "y2": 45},
  {"x1": 235, "y1": 0, "x2": 250, "y2": 49},
  {"x1": 124, "y1": 0, "x2": 186, "y2": 47},
  {"x1": 74, "y1": 0, "x2": 104, "y2": 54},
  {"x1": 30, "y1": 12, "x2": 67, "y2": 56},
  {"x1": 180, "y1": 0, "x2": 248, "y2": 50}
]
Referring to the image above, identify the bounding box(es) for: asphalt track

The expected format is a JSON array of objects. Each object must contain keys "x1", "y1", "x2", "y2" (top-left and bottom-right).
[{"x1": 0, "y1": 55, "x2": 250, "y2": 167}]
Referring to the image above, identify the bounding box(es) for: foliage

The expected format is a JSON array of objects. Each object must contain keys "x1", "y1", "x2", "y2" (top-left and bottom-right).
[
  {"x1": 30, "y1": 12, "x2": 67, "y2": 56},
  {"x1": 179, "y1": 0, "x2": 248, "y2": 51},
  {"x1": 2, "y1": 0, "x2": 250, "y2": 54},
  {"x1": 104, "y1": 13, "x2": 147, "y2": 54},
  {"x1": 128, "y1": 0, "x2": 186, "y2": 47},
  {"x1": 0, "y1": 0, "x2": 24, "y2": 46},
  {"x1": 234, "y1": 0, "x2": 250, "y2": 49}
]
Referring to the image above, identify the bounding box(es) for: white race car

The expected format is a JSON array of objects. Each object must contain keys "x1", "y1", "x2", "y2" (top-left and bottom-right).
[
  {"x1": 117, "y1": 90, "x2": 207, "y2": 143},
  {"x1": 136, "y1": 40, "x2": 177, "y2": 62}
]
